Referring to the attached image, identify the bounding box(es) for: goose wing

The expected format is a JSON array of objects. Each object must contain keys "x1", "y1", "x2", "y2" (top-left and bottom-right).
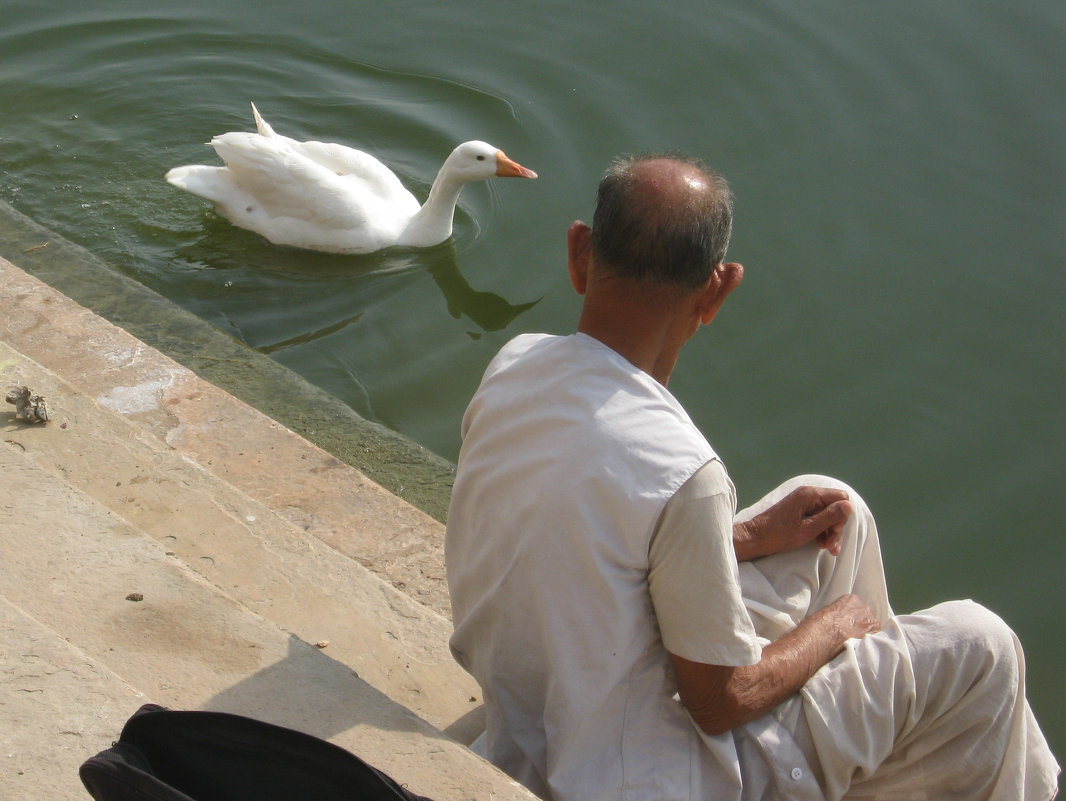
[
  {"x1": 286, "y1": 139, "x2": 419, "y2": 207},
  {"x1": 209, "y1": 132, "x2": 419, "y2": 229}
]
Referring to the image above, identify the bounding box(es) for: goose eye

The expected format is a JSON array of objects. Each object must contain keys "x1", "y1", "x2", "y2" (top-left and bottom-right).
[{"x1": 476, "y1": 155, "x2": 486, "y2": 161}]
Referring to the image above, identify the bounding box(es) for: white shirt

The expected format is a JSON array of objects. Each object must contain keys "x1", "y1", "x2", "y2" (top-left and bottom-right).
[{"x1": 446, "y1": 333, "x2": 762, "y2": 801}]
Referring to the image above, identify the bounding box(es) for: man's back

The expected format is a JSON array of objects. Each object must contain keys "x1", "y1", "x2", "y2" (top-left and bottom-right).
[{"x1": 446, "y1": 332, "x2": 717, "y2": 801}]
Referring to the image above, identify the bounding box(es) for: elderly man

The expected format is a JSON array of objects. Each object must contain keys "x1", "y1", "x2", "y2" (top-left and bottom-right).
[{"x1": 445, "y1": 154, "x2": 1058, "y2": 801}]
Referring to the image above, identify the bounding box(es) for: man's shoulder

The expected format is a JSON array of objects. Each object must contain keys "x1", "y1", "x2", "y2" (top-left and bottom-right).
[
  {"x1": 486, "y1": 333, "x2": 568, "y2": 376},
  {"x1": 673, "y1": 458, "x2": 733, "y2": 503},
  {"x1": 499, "y1": 332, "x2": 558, "y2": 358}
]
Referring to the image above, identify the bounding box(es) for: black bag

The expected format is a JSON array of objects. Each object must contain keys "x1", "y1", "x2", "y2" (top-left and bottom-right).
[{"x1": 79, "y1": 704, "x2": 434, "y2": 801}]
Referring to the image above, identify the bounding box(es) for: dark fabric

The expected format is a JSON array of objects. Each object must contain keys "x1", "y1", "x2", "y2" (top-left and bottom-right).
[{"x1": 79, "y1": 704, "x2": 433, "y2": 801}]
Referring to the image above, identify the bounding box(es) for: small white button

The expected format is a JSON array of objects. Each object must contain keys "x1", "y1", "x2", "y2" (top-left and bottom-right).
[{"x1": 790, "y1": 767, "x2": 804, "y2": 781}]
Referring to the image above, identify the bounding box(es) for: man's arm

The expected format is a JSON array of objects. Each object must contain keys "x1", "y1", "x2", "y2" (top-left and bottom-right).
[
  {"x1": 651, "y1": 469, "x2": 879, "y2": 734},
  {"x1": 670, "y1": 593, "x2": 880, "y2": 736}
]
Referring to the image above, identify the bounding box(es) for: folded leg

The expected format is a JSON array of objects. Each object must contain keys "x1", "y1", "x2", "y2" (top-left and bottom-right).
[
  {"x1": 803, "y1": 600, "x2": 1059, "y2": 800},
  {"x1": 737, "y1": 474, "x2": 893, "y2": 643}
]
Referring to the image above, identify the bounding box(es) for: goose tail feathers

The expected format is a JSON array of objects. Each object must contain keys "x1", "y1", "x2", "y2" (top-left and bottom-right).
[{"x1": 250, "y1": 102, "x2": 277, "y2": 137}]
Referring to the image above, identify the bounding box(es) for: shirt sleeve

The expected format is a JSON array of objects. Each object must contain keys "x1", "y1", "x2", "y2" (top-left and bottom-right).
[{"x1": 648, "y1": 459, "x2": 762, "y2": 666}]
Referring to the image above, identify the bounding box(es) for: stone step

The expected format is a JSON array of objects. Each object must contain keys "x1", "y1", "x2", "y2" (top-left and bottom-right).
[
  {"x1": 1, "y1": 254, "x2": 484, "y2": 738},
  {"x1": 1, "y1": 340, "x2": 481, "y2": 742},
  {"x1": 0, "y1": 596, "x2": 147, "y2": 801},
  {"x1": 0, "y1": 254, "x2": 450, "y2": 618},
  {"x1": 0, "y1": 254, "x2": 533, "y2": 799},
  {"x1": 0, "y1": 442, "x2": 527, "y2": 801}
]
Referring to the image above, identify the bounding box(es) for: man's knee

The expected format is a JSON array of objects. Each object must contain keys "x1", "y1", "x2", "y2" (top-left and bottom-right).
[
  {"x1": 742, "y1": 474, "x2": 875, "y2": 525},
  {"x1": 927, "y1": 599, "x2": 1016, "y2": 653},
  {"x1": 902, "y1": 600, "x2": 1022, "y2": 699}
]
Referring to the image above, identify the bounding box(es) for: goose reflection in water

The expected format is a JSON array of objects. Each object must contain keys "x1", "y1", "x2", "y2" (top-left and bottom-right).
[
  {"x1": 174, "y1": 228, "x2": 540, "y2": 352},
  {"x1": 425, "y1": 248, "x2": 540, "y2": 338}
]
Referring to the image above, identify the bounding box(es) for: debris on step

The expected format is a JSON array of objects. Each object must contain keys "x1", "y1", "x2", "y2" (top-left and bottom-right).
[{"x1": 6, "y1": 385, "x2": 50, "y2": 424}]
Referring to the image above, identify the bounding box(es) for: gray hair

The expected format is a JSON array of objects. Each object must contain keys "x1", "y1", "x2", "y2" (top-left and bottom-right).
[{"x1": 590, "y1": 153, "x2": 733, "y2": 290}]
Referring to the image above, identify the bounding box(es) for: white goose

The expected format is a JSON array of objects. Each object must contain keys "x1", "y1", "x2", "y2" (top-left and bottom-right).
[{"x1": 166, "y1": 103, "x2": 537, "y2": 254}]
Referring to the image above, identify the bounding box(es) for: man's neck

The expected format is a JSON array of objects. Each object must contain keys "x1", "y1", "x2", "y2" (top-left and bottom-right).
[{"x1": 575, "y1": 286, "x2": 691, "y2": 386}]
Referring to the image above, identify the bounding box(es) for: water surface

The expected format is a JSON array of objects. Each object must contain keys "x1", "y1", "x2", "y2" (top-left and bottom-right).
[{"x1": 2, "y1": 0, "x2": 1063, "y2": 759}]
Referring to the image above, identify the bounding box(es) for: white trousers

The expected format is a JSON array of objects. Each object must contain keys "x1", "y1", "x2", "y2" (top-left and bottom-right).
[{"x1": 736, "y1": 475, "x2": 1059, "y2": 801}]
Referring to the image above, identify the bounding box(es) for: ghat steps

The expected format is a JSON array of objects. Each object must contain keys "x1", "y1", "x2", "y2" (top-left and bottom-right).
[{"x1": 0, "y1": 255, "x2": 532, "y2": 801}]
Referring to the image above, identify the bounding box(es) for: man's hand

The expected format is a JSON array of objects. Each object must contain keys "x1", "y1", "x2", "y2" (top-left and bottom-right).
[
  {"x1": 733, "y1": 486, "x2": 853, "y2": 562},
  {"x1": 811, "y1": 593, "x2": 882, "y2": 644}
]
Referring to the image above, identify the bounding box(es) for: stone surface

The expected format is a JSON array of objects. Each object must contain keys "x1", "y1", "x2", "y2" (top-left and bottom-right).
[
  {"x1": 0, "y1": 256, "x2": 524, "y2": 801},
  {"x1": 0, "y1": 598, "x2": 146, "y2": 801},
  {"x1": 0, "y1": 255, "x2": 450, "y2": 616}
]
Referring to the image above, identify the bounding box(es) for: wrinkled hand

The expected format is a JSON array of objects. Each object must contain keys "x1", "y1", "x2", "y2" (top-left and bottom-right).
[
  {"x1": 734, "y1": 486, "x2": 853, "y2": 561},
  {"x1": 813, "y1": 593, "x2": 882, "y2": 650}
]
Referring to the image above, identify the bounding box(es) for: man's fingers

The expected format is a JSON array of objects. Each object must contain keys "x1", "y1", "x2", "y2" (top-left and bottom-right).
[
  {"x1": 805, "y1": 498, "x2": 853, "y2": 538},
  {"x1": 762, "y1": 487, "x2": 855, "y2": 555},
  {"x1": 819, "y1": 529, "x2": 844, "y2": 556},
  {"x1": 803, "y1": 487, "x2": 849, "y2": 513}
]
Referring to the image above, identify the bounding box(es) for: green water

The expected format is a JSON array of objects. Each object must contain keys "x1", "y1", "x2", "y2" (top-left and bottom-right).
[{"x1": 2, "y1": 0, "x2": 1063, "y2": 761}]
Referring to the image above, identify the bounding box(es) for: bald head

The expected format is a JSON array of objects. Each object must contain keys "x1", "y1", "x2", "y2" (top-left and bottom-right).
[{"x1": 590, "y1": 154, "x2": 733, "y2": 290}]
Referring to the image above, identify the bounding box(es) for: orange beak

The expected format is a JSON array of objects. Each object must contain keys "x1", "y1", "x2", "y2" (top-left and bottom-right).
[{"x1": 495, "y1": 150, "x2": 538, "y2": 179}]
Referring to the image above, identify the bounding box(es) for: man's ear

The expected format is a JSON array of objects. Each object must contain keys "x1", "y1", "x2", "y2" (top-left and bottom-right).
[
  {"x1": 697, "y1": 262, "x2": 744, "y2": 325},
  {"x1": 567, "y1": 221, "x2": 593, "y2": 295}
]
